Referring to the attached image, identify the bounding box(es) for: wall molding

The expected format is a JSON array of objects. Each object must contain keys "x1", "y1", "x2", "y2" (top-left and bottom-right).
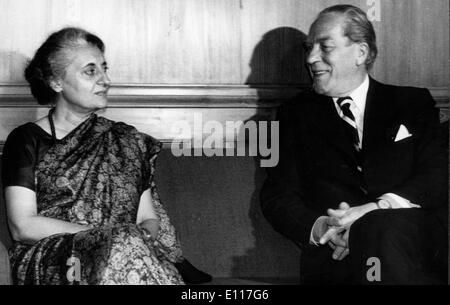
[
  {"x1": 0, "y1": 83, "x2": 304, "y2": 105},
  {"x1": 0, "y1": 83, "x2": 448, "y2": 106},
  {"x1": 0, "y1": 84, "x2": 448, "y2": 154}
]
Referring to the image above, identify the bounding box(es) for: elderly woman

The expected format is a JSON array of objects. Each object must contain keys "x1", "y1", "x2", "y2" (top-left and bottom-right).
[{"x1": 1, "y1": 27, "x2": 210, "y2": 285}]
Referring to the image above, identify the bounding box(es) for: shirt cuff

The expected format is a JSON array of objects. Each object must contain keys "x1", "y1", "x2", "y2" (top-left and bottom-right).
[
  {"x1": 309, "y1": 216, "x2": 327, "y2": 246},
  {"x1": 378, "y1": 193, "x2": 421, "y2": 208}
]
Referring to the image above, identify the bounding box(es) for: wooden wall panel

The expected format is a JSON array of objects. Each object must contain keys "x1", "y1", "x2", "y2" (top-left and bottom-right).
[
  {"x1": 373, "y1": 0, "x2": 450, "y2": 87},
  {"x1": 0, "y1": 0, "x2": 448, "y2": 150},
  {"x1": 0, "y1": 0, "x2": 448, "y2": 87},
  {"x1": 0, "y1": 0, "x2": 243, "y2": 84},
  {"x1": 100, "y1": 0, "x2": 242, "y2": 84}
]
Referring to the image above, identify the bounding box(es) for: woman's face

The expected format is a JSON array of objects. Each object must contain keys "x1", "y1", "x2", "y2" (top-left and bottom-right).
[{"x1": 56, "y1": 45, "x2": 111, "y2": 113}]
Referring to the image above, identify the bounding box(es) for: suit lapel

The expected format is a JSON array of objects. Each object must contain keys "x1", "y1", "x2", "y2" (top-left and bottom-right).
[
  {"x1": 310, "y1": 93, "x2": 358, "y2": 163},
  {"x1": 362, "y1": 78, "x2": 397, "y2": 154},
  {"x1": 307, "y1": 78, "x2": 398, "y2": 165}
]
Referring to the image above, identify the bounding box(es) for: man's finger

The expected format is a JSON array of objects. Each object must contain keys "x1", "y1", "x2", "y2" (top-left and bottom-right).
[
  {"x1": 337, "y1": 248, "x2": 350, "y2": 261},
  {"x1": 335, "y1": 230, "x2": 350, "y2": 260},
  {"x1": 332, "y1": 246, "x2": 346, "y2": 260},
  {"x1": 327, "y1": 202, "x2": 351, "y2": 218},
  {"x1": 339, "y1": 202, "x2": 350, "y2": 210},
  {"x1": 327, "y1": 208, "x2": 347, "y2": 218},
  {"x1": 319, "y1": 226, "x2": 338, "y2": 244},
  {"x1": 328, "y1": 241, "x2": 336, "y2": 250},
  {"x1": 325, "y1": 216, "x2": 342, "y2": 227},
  {"x1": 319, "y1": 226, "x2": 344, "y2": 244},
  {"x1": 336, "y1": 213, "x2": 356, "y2": 227},
  {"x1": 330, "y1": 233, "x2": 347, "y2": 248}
]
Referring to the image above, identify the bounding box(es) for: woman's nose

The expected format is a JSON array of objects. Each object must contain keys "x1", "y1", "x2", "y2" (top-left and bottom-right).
[{"x1": 98, "y1": 72, "x2": 111, "y2": 87}]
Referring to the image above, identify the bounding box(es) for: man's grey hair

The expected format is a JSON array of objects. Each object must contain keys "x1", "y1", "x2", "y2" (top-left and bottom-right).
[{"x1": 314, "y1": 4, "x2": 378, "y2": 70}]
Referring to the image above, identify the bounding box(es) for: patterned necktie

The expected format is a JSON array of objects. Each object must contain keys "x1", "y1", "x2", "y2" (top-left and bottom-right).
[{"x1": 337, "y1": 96, "x2": 362, "y2": 172}]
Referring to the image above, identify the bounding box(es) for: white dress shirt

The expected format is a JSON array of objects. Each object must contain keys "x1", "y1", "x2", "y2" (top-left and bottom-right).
[{"x1": 309, "y1": 74, "x2": 420, "y2": 245}]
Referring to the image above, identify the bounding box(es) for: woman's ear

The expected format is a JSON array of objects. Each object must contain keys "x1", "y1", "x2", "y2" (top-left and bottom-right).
[
  {"x1": 356, "y1": 42, "x2": 369, "y2": 67},
  {"x1": 49, "y1": 78, "x2": 63, "y2": 93}
]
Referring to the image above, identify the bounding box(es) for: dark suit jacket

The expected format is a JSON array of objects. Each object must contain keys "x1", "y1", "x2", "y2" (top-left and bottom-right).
[{"x1": 260, "y1": 78, "x2": 448, "y2": 247}]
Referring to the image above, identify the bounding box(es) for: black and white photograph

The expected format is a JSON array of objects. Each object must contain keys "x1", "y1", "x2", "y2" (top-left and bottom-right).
[{"x1": 0, "y1": 0, "x2": 448, "y2": 296}]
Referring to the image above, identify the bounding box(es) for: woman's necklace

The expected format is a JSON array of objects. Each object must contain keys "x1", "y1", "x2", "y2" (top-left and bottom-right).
[
  {"x1": 48, "y1": 107, "x2": 94, "y2": 142},
  {"x1": 48, "y1": 107, "x2": 57, "y2": 143},
  {"x1": 47, "y1": 108, "x2": 82, "y2": 142}
]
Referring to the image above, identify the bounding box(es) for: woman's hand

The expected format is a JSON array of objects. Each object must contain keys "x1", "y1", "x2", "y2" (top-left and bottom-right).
[
  {"x1": 136, "y1": 189, "x2": 160, "y2": 240},
  {"x1": 139, "y1": 218, "x2": 160, "y2": 241}
]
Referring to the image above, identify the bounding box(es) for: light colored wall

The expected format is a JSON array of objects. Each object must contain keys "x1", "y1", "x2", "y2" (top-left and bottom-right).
[
  {"x1": 0, "y1": 0, "x2": 448, "y2": 148},
  {"x1": 0, "y1": 0, "x2": 448, "y2": 86}
]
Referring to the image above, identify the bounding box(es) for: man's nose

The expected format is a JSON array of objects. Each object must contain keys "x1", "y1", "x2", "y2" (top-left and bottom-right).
[{"x1": 306, "y1": 45, "x2": 321, "y2": 65}]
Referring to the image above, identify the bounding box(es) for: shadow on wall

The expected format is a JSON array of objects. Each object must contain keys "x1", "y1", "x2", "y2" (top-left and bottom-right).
[
  {"x1": 246, "y1": 26, "x2": 311, "y2": 90},
  {"x1": 230, "y1": 27, "x2": 311, "y2": 280}
]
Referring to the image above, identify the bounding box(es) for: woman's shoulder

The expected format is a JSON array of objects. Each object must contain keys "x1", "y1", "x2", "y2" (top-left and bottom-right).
[
  {"x1": 33, "y1": 116, "x2": 50, "y2": 132},
  {"x1": 98, "y1": 116, "x2": 162, "y2": 153},
  {"x1": 97, "y1": 116, "x2": 134, "y2": 133},
  {"x1": 3, "y1": 121, "x2": 54, "y2": 163},
  {"x1": 99, "y1": 116, "x2": 157, "y2": 139},
  {"x1": 6, "y1": 121, "x2": 49, "y2": 143},
  {"x1": 2, "y1": 122, "x2": 50, "y2": 190}
]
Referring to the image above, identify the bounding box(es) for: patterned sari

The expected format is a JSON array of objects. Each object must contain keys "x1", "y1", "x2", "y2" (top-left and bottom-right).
[{"x1": 9, "y1": 113, "x2": 184, "y2": 285}]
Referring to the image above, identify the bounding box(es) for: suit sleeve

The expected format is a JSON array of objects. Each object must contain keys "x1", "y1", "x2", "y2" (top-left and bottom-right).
[
  {"x1": 391, "y1": 88, "x2": 448, "y2": 209},
  {"x1": 260, "y1": 103, "x2": 322, "y2": 247}
]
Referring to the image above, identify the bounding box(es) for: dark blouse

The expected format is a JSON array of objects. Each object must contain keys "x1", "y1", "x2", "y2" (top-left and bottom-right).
[{"x1": 1, "y1": 123, "x2": 56, "y2": 191}]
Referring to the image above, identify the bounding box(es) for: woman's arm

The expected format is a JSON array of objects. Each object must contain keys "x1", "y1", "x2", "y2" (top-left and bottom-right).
[
  {"x1": 5, "y1": 186, "x2": 92, "y2": 245},
  {"x1": 136, "y1": 188, "x2": 159, "y2": 239}
]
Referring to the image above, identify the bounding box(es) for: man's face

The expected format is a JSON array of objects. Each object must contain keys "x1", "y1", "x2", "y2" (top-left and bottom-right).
[{"x1": 306, "y1": 14, "x2": 365, "y2": 97}]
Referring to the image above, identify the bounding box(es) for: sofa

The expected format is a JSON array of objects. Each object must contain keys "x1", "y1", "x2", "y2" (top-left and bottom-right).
[
  {"x1": 0, "y1": 149, "x2": 301, "y2": 285},
  {"x1": 2, "y1": 119, "x2": 447, "y2": 285}
]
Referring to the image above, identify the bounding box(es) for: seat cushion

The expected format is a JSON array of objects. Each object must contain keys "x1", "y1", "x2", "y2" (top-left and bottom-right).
[
  {"x1": 155, "y1": 150, "x2": 301, "y2": 279},
  {"x1": 0, "y1": 240, "x2": 11, "y2": 285}
]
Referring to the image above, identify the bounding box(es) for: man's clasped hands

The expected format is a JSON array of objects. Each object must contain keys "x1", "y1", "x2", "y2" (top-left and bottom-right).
[{"x1": 314, "y1": 202, "x2": 379, "y2": 260}]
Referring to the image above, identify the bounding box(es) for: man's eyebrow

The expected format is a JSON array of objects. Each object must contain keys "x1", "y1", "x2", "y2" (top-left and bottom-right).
[
  {"x1": 306, "y1": 36, "x2": 333, "y2": 45},
  {"x1": 316, "y1": 36, "x2": 333, "y2": 43}
]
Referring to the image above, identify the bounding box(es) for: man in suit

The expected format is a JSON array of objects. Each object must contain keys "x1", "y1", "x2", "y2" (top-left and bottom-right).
[{"x1": 260, "y1": 4, "x2": 448, "y2": 284}]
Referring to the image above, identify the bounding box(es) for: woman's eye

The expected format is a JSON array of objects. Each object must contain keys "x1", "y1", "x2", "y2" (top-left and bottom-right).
[{"x1": 85, "y1": 68, "x2": 96, "y2": 76}]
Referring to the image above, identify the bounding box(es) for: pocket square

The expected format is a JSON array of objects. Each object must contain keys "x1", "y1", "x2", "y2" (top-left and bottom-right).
[{"x1": 394, "y1": 124, "x2": 412, "y2": 142}]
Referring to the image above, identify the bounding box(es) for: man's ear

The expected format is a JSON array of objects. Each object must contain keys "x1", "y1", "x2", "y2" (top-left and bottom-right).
[
  {"x1": 49, "y1": 78, "x2": 63, "y2": 93},
  {"x1": 356, "y1": 42, "x2": 369, "y2": 66}
]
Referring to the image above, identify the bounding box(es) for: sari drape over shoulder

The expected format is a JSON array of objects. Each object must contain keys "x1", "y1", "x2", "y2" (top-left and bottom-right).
[{"x1": 9, "y1": 114, "x2": 184, "y2": 284}]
